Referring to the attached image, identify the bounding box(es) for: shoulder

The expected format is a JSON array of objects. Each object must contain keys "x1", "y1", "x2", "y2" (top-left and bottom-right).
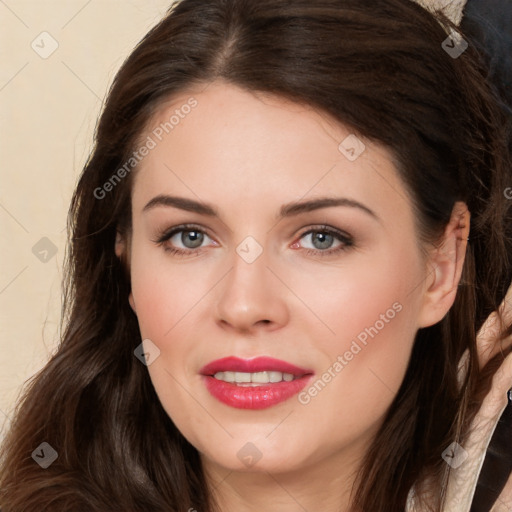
[
  {"x1": 445, "y1": 353, "x2": 512, "y2": 512},
  {"x1": 407, "y1": 353, "x2": 512, "y2": 512},
  {"x1": 471, "y1": 356, "x2": 512, "y2": 511}
]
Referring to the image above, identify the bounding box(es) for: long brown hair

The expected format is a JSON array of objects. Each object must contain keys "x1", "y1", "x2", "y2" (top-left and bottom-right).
[{"x1": 1, "y1": 1, "x2": 511, "y2": 510}]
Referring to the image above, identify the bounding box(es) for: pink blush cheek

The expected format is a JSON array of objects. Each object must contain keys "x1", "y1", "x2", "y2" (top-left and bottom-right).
[
  {"x1": 128, "y1": 250, "x2": 203, "y2": 341},
  {"x1": 307, "y1": 317, "x2": 416, "y2": 440},
  {"x1": 339, "y1": 304, "x2": 418, "y2": 417},
  {"x1": 309, "y1": 270, "x2": 418, "y2": 403}
]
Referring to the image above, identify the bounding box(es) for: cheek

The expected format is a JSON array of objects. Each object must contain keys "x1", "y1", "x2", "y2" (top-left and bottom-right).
[
  {"x1": 293, "y1": 252, "x2": 422, "y2": 432},
  {"x1": 129, "y1": 249, "x2": 215, "y2": 446},
  {"x1": 129, "y1": 244, "x2": 215, "y2": 340},
  {"x1": 289, "y1": 245, "x2": 421, "y2": 354}
]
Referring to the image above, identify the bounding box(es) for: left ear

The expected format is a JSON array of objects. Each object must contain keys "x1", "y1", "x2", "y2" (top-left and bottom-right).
[{"x1": 417, "y1": 201, "x2": 470, "y2": 328}]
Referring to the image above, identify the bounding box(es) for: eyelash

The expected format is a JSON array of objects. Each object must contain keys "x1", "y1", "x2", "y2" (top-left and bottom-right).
[{"x1": 152, "y1": 223, "x2": 354, "y2": 258}]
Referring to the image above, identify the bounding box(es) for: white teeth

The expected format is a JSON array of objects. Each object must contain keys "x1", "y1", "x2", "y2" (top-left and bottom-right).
[
  {"x1": 251, "y1": 371, "x2": 270, "y2": 383},
  {"x1": 213, "y1": 371, "x2": 296, "y2": 384},
  {"x1": 234, "y1": 372, "x2": 251, "y2": 383},
  {"x1": 222, "y1": 371, "x2": 236, "y2": 383},
  {"x1": 268, "y1": 371, "x2": 282, "y2": 383}
]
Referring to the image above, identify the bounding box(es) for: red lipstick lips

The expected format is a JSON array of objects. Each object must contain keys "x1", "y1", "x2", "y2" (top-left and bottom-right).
[
  {"x1": 201, "y1": 356, "x2": 310, "y2": 376},
  {"x1": 200, "y1": 356, "x2": 314, "y2": 410}
]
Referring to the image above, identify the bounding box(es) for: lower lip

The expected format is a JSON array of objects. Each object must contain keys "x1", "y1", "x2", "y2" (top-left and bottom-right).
[{"x1": 202, "y1": 375, "x2": 312, "y2": 409}]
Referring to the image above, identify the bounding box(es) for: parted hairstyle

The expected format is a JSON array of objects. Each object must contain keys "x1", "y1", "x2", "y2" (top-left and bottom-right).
[{"x1": 1, "y1": 0, "x2": 511, "y2": 511}]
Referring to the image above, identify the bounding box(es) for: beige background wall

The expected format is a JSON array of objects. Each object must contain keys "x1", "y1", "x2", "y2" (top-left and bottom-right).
[{"x1": 0, "y1": 0, "x2": 175, "y2": 438}]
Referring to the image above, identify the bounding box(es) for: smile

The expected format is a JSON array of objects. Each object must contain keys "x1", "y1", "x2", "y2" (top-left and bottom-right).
[
  {"x1": 213, "y1": 371, "x2": 297, "y2": 384},
  {"x1": 200, "y1": 356, "x2": 314, "y2": 409}
]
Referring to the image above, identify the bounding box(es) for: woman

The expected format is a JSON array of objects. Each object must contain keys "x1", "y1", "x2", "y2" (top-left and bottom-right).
[{"x1": 0, "y1": 0, "x2": 511, "y2": 511}]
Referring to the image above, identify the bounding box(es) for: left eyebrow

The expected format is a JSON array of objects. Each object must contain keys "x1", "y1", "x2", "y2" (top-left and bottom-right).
[
  {"x1": 278, "y1": 196, "x2": 378, "y2": 221},
  {"x1": 142, "y1": 194, "x2": 379, "y2": 221}
]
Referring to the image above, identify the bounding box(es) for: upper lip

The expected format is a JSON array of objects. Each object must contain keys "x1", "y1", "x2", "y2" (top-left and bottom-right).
[{"x1": 200, "y1": 356, "x2": 313, "y2": 376}]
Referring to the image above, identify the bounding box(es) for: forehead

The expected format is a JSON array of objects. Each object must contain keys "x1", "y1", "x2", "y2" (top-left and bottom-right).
[{"x1": 131, "y1": 81, "x2": 411, "y2": 223}]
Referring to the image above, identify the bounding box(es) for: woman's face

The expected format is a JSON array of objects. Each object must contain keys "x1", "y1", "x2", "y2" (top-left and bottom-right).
[{"x1": 121, "y1": 81, "x2": 440, "y2": 477}]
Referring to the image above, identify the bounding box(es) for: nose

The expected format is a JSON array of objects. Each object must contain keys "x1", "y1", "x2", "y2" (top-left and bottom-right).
[{"x1": 215, "y1": 243, "x2": 290, "y2": 334}]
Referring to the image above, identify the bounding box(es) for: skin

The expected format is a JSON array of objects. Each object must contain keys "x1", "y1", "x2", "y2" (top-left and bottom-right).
[{"x1": 116, "y1": 80, "x2": 470, "y2": 512}]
